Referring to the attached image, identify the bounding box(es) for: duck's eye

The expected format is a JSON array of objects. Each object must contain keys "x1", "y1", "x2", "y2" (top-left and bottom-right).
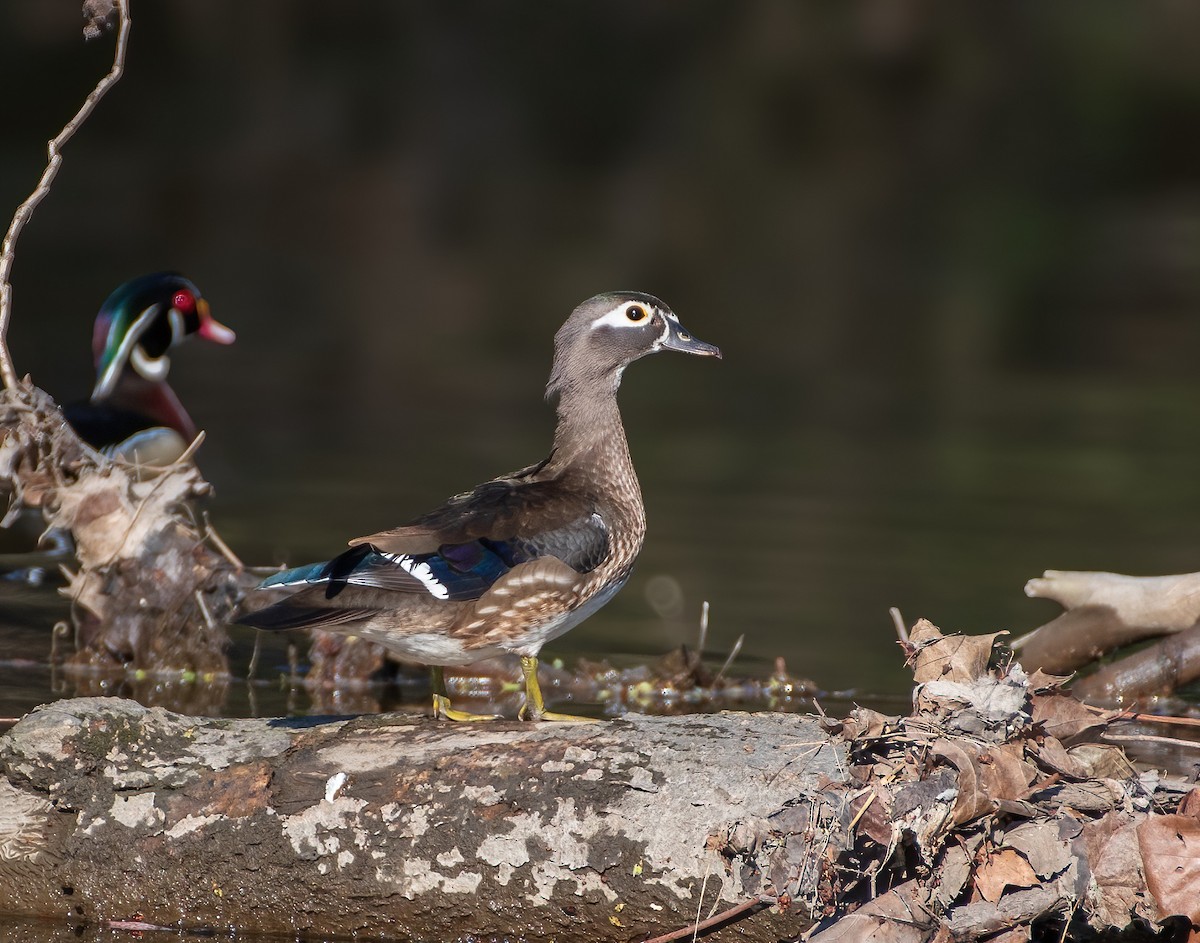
[
  {"x1": 172, "y1": 290, "x2": 195, "y2": 314},
  {"x1": 625, "y1": 305, "x2": 647, "y2": 322}
]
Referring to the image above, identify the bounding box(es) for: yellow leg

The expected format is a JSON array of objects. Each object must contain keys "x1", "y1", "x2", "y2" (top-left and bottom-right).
[
  {"x1": 430, "y1": 666, "x2": 500, "y2": 722},
  {"x1": 519, "y1": 655, "x2": 600, "y2": 723}
]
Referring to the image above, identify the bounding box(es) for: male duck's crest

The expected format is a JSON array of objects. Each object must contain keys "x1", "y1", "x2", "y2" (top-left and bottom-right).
[{"x1": 92, "y1": 272, "x2": 235, "y2": 401}]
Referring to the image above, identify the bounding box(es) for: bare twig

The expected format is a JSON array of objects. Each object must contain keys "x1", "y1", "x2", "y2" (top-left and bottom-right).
[
  {"x1": 0, "y1": 0, "x2": 133, "y2": 388},
  {"x1": 1102, "y1": 732, "x2": 1200, "y2": 751},
  {"x1": 203, "y1": 510, "x2": 245, "y2": 569},
  {"x1": 712, "y1": 632, "x2": 744, "y2": 686},
  {"x1": 641, "y1": 895, "x2": 776, "y2": 943},
  {"x1": 1083, "y1": 703, "x2": 1200, "y2": 729},
  {"x1": 890, "y1": 606, "x2": 909, "y2": 643}
]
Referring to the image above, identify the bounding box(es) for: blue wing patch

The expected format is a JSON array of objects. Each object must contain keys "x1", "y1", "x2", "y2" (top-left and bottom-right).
[{"x1": 254, "y1": 513, "x2": 608, "y2": 604}]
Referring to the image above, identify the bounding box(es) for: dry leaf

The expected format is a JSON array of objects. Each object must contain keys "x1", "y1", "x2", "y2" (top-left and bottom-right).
[
  {"x1": 1026, "y1": 668, "x2": 1073, "y2": 692},
  {"x1": 1030, "y1": 691, "x2": 1112, "y2": 743},
  {"x1": 932, "y1": 740, "x2": 992, "y2": 825},
  {"x1": 1078, "y1": 811, "x2": 1159, "y2": 927},
  {"x1": 806, "y1": 880, "x2": 933, "y2": 943},
  {"x1": 974, "y1": 846, "x2": 1038, "y2": 903},
  {"x1": 1033, "y1": 736, "x2": 1087, "y2": 778},
  {"x1": 1178, "y1": 788, "x2": 1200, "y2": 819},
  {"x1": 1138, "y1": 814, "x2": 1200, "y2": 922},
  {"x1": 936, "y1": 842, "x2": 973, "y2": 907},
  {"x1": 907, "y1": 620, "x2": 1006, "y2": 684},
  {"x1": 1066, "y1": 744, "x2": 1135, "y2": 780},
  {"x1": 1001, "y1": 821, "x2": 1074, "y2": 879},
  {"x1": 979, "y1": 743, "x2": 1036, "y2": 803}
]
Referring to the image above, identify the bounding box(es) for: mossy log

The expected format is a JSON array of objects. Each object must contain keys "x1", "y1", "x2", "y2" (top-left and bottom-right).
[{"x1": 0, "y1": 697, "x2": 838, "y2": 941}]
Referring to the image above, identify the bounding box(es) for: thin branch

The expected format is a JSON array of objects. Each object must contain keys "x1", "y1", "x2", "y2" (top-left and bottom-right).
[
  {"x1": 0, "y1": 0, "x2": 133, "y2": 389},
  {"x1": 641, "y1": 895, "x2": 776, "y2": 943}
]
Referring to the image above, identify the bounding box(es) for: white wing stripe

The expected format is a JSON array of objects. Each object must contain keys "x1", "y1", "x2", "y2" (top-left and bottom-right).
[{"x1": 383, "y1": 553, "x2": 450, "y2": 599}]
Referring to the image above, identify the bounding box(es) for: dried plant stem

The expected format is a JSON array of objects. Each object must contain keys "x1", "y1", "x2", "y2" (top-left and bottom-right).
[
  {"x1": 641, "y1": 895, "x2": 776, "y2": 943},
  {"x1": 0, "y1": 0, "x2": 132, "y2": 389}
]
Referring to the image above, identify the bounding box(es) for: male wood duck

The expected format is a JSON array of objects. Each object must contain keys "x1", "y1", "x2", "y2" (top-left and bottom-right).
[
  {"x1": 63, "y1": 273, "x2": 235, "y2": 464},
  {"x1": 237, "y1": 291, "x2": 720, "y2": 721}
]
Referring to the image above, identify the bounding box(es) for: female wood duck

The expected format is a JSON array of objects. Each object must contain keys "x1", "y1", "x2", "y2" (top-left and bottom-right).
[
  {"x1": 238, "y1": 292, "x2": 720, "y2": 721},
  {"x1": 63, "y1": 273, "x2": 235, "y2": 464}
]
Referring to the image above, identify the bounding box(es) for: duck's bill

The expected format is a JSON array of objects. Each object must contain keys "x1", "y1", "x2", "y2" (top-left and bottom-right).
[
  {"x1": 660, "y1": 318, "x2": 721, "y2": 359},
  {"x1": 196, "y1": 299, "x2": 236, "y2": 345}
]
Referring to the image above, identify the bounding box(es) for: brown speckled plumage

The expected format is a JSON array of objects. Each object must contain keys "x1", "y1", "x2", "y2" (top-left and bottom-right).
[{"x1": 238, "y1": 291, "x2": 719, "y2": 719}]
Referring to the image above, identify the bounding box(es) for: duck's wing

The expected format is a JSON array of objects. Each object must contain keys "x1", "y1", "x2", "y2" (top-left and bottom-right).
[{"x1": 237, "y1": 474, "x2": 611, "y2": 633}]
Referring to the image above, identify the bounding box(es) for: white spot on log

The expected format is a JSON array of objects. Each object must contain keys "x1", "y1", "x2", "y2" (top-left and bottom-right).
[
  {"x1": 541, "y1": 761, "x2": 575, "y2": 773},
  {"x1": 626, "y1": 767, "x2": 658, "y2": 793},
  {"x1": 337, "y1": 850, "x2": 355, "y2": 869},
  {"x1": 281, "y1": 795, "x2": 367, "y2": 858},
  {"x1": 111, "y1": 793, "x2": 164, "y2": 831},
  {"x1": 460, "y1": 784, "x2": 502, "y2": 805},
  {"x1": 325, "y1": 771, "x2": 348, "y2": 802},
  {"x1": 402, "y1": 806, "x2": 429, "y2": 838},
  {"x1": 477, "y1": 824, "x2": 535, "y2": 869},
  {"x1": 166, "y1": 814, "x2": 218, "y2": 839},
  {"x1": 437, "y1": 847, "x2": 465, "y2": 868},
  {"x1": 376, "y1": 859, "x2": 483, "y2": 898}
]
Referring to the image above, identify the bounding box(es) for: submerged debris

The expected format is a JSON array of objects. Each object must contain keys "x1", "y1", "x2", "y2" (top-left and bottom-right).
[{"x1": 300, "y1": 645, "x2": 820, "y2": 718}]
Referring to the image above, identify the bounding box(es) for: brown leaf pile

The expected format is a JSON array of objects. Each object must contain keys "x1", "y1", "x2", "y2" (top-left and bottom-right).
[
  {"x1": 0, "y1": 379, "x2": 245, "y2": 674},
  {"x1": 715, "y1": 620, "x2": 1200, "y2": 942}
]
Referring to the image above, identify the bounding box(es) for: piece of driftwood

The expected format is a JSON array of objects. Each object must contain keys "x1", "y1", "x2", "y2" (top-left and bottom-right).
[
  {"x1": 3, "y1": 622, "x2": 1199, "y2": 942},
  {"x1": 1018, "y1": 570, "x2": 1200, "y2": 695}
]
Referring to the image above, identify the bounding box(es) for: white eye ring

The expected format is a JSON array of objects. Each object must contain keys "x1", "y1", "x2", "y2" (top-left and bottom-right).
[{"x1": 626, "y1": 305, "x2": 647, "y2": 322}]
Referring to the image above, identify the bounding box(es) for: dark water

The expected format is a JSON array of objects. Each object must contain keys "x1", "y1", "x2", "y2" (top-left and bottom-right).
[
  {"x1": 3, "y1": 3, "x2": 1200, "y2": 719},
  {"x1": 1, "y1": 11, "x2": 1200, "y2": 938},
  {"x1": 0, "y1": 0, "x2": 1195, "y2": 801}
]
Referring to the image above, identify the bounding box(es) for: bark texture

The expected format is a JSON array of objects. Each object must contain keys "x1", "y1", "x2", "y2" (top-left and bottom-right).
[{"x1": 0, "y1": 697, "x2": 839, "y2": 941}]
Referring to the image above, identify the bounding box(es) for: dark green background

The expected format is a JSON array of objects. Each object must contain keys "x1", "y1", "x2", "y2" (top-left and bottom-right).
[{"x1": 3, "y1": 3, "x2": 1200, "y2": 699}]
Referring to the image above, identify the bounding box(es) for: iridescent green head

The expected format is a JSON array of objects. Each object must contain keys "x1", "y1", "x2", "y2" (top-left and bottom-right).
[{"x1": 91, "y1": 272, "x2": 235, "y2": 401}]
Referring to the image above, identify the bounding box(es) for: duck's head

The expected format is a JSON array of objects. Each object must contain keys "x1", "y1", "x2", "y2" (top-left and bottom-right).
[
  {"x1": 91, "y1": 273, "x2": 235, "y2": 402},
  {"x1": 546, "y1": 291, "x2": 720, "y2": 398}
]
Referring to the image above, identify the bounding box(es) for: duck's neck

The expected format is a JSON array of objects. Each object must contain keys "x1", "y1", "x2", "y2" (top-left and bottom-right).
[
  {"x1": 549, "y1": 384, "x2": 634, "y2": 481},
  {"x1": 105, "y1": 372, "x2": 198, "y2": 442}
]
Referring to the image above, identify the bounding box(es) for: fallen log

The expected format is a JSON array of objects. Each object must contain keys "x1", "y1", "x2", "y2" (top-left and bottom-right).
[
  {"x1": 0, "y1": 697, "x2": 838, "y2": 941},
  {"x1": 4, "y1": 622, "x2": 1199, "y2": 942}
]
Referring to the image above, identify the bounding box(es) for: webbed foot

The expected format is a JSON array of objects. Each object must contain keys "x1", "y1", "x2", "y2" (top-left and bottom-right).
[{"x1": 519, "y1": 655, "x2": 601, "y2": 723}]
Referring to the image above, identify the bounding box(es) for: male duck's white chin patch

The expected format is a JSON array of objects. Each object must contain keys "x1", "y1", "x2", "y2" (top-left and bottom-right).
[{"x1": 130, "y1": 346, "x2": 170, "y2": 382}]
